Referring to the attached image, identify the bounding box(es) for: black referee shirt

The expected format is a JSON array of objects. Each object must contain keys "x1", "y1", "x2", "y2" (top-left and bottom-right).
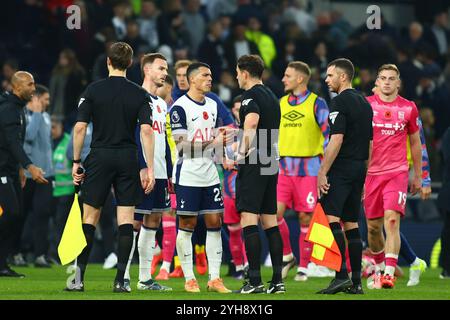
[
  {"x1": 328, "y1": 88, "x2": 373, "y2": 161},
  {"x1": 239, "y1": 84, "x2": 281, "y2": 165},
  {"x1": 77, "y1": 76, "x2": 152, "y2": 149}
]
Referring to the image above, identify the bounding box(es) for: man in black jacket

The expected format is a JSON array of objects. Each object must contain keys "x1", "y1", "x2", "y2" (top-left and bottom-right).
[
  {"x1": 438, "y1": 126, "x2": 450, "y2": 279},
  {"x1": 0, "y1": 71, "x2": 48, "y2": 277}
]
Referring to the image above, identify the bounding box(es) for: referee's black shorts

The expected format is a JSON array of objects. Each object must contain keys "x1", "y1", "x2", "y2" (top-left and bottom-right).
[
  {"x1": 81, "y1": 148, "x2": 142, "y2": 208},
  {"x1": 319, "y1": 159, "x2": 366, "y2": 222},
  {"x1": 236, "y1": 163, "x2": 278, "y2": 215}
]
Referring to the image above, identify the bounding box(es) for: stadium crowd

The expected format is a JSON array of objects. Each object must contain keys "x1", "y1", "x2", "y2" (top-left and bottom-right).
[{"x1": 0, "y1": 0, "x2": 449, "y2": 289}]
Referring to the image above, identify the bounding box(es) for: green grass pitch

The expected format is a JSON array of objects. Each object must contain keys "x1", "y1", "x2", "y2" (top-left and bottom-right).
[{"x1": 0, "y1": 265, "x2": 449, "y2": 300}]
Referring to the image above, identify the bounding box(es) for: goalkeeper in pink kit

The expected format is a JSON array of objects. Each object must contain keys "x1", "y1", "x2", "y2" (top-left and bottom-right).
[{"x1": 364, "y1": 64, "x2": 422, "y2": 289}]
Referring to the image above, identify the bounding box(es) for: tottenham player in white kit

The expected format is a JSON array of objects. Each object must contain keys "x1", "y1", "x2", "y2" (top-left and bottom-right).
[
  {"x1": 170, "y1": 62, "x2": 233, "y2": 293},
  {"x1": 123, "y1": 53, "x2": 172, "y2": 292}
]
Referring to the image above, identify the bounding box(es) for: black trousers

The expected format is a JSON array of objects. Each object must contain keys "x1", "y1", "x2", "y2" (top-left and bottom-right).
[
  {"x1": 441, "y1": 209, "x2": 450, "y2": 272},
  {"x1": 16, "y1": 178, "x2": 54, "y2": 257},
  {"x1": 0, "y1": 175, "x2": 23, "y2": 269}
]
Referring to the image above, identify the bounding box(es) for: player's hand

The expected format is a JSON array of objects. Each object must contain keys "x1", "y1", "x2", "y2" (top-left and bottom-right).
[
  {"x1": 29, "y1": 164, "x2": 48, "y2": 184},
  {"x1": 140, "y1": 168, "x2": 149, "y2": 191},
  {"x1": 167, "y1": 178, "x2": 175, "y2": 194},
  {"x1": 223, "y1": 159, "x2": 235, "y2": 171},
  {"x1": 317, "y1": 172, "x2": 330, "y2": 198},
  {"x1": 19, "y1": 168, "x2": 27, "y2": 189},
  {"x1": 72, "y1": 163, "x2": 84, "y2": 186},
  {"x1": 420, "y1": 186, "x2": 431, "y2": 200},
  {"x1": 410, "y1": 175, "x2": 422, "y2": 195},
  {"x1": 145, "y1": 168, "x2": 155, "y2": 194}
]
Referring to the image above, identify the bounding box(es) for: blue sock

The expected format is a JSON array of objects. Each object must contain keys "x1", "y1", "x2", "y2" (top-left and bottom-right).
[{"x1": 400, "y1": 232, "x2": 417, "y2": 265}]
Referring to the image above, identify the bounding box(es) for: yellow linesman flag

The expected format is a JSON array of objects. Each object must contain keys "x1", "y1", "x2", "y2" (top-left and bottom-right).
[
  {"x1": 58, "y1": 194, "x2": 86, "y2": 265},
  {"x1": 305, "y1": 203, "x2": 342, "y2": 271}
]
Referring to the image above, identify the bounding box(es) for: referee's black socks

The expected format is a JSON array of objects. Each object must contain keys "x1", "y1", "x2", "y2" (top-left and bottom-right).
[
  {"x1": 345, "y1": 228, "x2": 363, "y2": 286},
  {"x1": 329, "y1": 222, "x2": 348, "y2": 279},
  {"x1": 265, "y1": 226, "x2": 283, "y2": 284},
  {"x1": 116, "y1": 223, "x2": 134, "y2": 283},
  {"x1": 77, "y1": 223, "x2": 96, "y2": 282},
  {"x1": 243, "y1": 225, "x2": 262, "y2": 286}
]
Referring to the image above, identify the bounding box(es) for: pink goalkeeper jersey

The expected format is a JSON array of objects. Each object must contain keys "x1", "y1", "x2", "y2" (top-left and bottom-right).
[{"x1": 366, "y1": 94, "x2": 419, "y2": 175}]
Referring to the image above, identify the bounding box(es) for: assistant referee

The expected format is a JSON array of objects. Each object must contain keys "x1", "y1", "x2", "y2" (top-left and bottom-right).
[
  {"x1": 317, "y1": 58, "x2": 373, "y2": 294},
  {"x1": 234, "y1": 55, "x2": 284, "y2": 294},
  {"x1": 68, "y1": 42, "x2": 155, "y2": 293}
]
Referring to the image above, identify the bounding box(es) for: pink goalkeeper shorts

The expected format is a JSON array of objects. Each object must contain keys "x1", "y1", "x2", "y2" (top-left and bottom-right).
[
  {"x1": 363, "y1": 170, "x2": 409, "y2": 219},
  {"x1": 277, "y1": 175, "x2": 317, "y2": 213}
]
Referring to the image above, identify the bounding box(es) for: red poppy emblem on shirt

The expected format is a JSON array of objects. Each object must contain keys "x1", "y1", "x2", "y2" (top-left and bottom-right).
[
  {"x1": 384, "y1": 110, "x2": 392, "y2": 119},
  {"x1": 203, "y1": 111, "x2": 209, "y2": 120},
  {"x1": 156, "y1": 105, "x2": 161, "y2": 113}
]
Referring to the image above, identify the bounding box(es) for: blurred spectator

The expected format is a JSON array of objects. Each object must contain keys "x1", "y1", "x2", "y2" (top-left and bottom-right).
[
  {"x1": 198, "y1": 20, "x2": 228, "y2": 81},
  {"x1": 424, "y1": 10, "x2": 450, "y2": 67},
  {"x1": 137, "y1": 0, "x2": 162, "y2": 51},
  {"x1": 403, "y1": 22, "x2": 427, "y2": 52},
  {"x1": 329, "y1": 10, "x2": 353, "y2": 53},
  {"x1": 206, "y1": 0, "x2": 237, "y2": 21},
  {"x1": 245, "y1": 16, "x2": 277, "y2": 68},
  {"x1": 272, "y1": 40, "x2": 298, "y2": 80},
  {"x1": 182, "y1": 0, "x2": 206, "y2": 57},
  {"x1": 355, "y1": 68, "x2": 375, "y2": 97},
  {"x1": 420, "y1": 108, "x2": 440, "y2": 181},
  {"x1": 213, "y1": 70, "x2": 239, "y2": 108},
  {"x1": 224, "y1": 20, "x2": 260, "y2": 73},
  {"x1": 122, "y1": 20, "x2": 148, "y2": 53},
  {"x1": 111, "y1": 0, "x2": 132, "y2": 40},
  {"x1": 281, "y1": 0, "x2": 316, "y2": 37},
  {"x1": 218, "y1": 14, "x2": 233, "y2": 41},
  {"x1": 48, "y1": 49, "x2": 87, "y2": 131},
  {"x1": 262, "y1": 69, "x2": 284, "y2": 98},
  {"x1": 165, "y1": 10, "x2": 192, "y2": 61},
  {"x1": 1, "y1": 59, "x2": 19, "y2": 92},
  {"x1": 92, "y1": 39, "x2": 115, "y2": 82}
]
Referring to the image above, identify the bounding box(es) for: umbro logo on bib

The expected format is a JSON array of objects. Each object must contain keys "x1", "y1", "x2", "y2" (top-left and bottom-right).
[{"x1": 329, "y1": 111, "x2": 339, "y2": 124}]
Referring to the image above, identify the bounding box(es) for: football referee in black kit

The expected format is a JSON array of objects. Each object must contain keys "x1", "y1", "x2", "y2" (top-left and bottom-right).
[
  {"x1": 68, "y1": 42, "x2": 155, "y2": 293},
  {"x1": 234, "y1": 55, "x2": 284, "y2": 294},
  {"x1": 317, "y1": 58, "x2": 373, "y2": 294}
]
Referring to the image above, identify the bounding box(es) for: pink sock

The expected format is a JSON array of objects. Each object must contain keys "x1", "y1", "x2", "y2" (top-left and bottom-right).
[
  {"x1": 299, "y1": 224, "x2": 312, "y2": 268},
  {"x1": 228, "y1": 225, "x2": 245, "y2": 266},
  {"x1": 162, "y1": 216, "x2": 177, "y2": 263},
  {"x1": 385, "y1": 254, "x2": 398, "y2": 275},
  {"x1": 278, "y1": 217, "x2": 292, "y2": 256},
  {"x1": 371, "y1": 250, "x2": 385, "y2": 265}
]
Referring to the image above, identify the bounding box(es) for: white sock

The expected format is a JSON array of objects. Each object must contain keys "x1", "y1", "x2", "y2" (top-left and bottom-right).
[
  {"x1": 176, "y1": 229, "x2": 195, "y2": 281},
  {"x1": 236, "y1": 264, "x2": 244, "y2": 272},
  {"x1": 283, "y1": 253, "x2": 294, "y2": 262},
  {"x1": 124, "y1": 230, "x2": 138, "y2": 280},
  {"x1": 161, "y1": 261, "x2": 171, "y2": 272},
  {"x1": 206, "y1": 229, "x2": 222, "y2": 281},
  {"x1": 138, "y1": 226, "x2": 156, "y2": 282},
  {"x1": 385, "y1": 266, "x2": 396, "y2": 276},
  {"x1": 411, "y1": 257, "x2": 420, "y2": 267}
]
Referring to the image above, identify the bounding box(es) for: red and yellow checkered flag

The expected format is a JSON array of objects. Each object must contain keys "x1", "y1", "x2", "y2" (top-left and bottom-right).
[{"x1": 305, "y1": 203, "x2": 342, "y2": 271}]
